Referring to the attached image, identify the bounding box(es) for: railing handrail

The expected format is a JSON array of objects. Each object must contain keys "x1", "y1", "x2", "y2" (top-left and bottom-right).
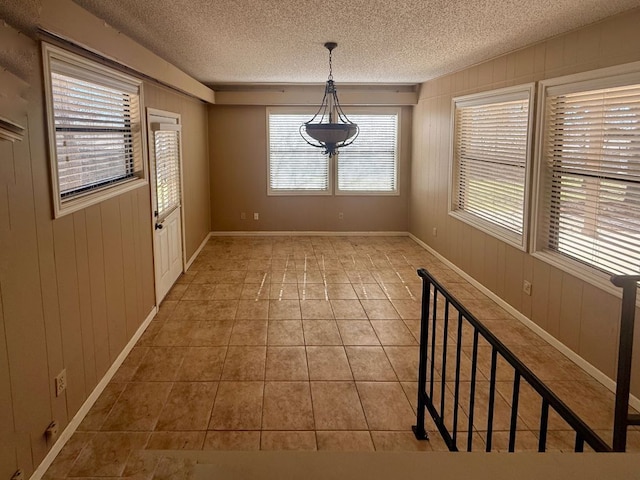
[
  {"x1": 416, "y1": 267, "x2": 612, "y2": 452},
  {"x1": 610, "y1": 274, "x2": 640, "y2": 452}
]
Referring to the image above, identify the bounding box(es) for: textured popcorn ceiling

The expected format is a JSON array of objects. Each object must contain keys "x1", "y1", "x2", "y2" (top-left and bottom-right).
[{"x1": 58, "y1": 0, "x2": 640, "y2": 84}]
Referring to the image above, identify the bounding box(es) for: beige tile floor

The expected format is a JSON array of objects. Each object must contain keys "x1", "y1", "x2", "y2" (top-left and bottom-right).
[{"x1": 43, "y1": 236, "x2": 639, "y2": 479}]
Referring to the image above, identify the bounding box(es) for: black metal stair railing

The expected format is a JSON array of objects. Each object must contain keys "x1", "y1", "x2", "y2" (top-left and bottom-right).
[
  {"x1": 412, "y1": 268, "x2": 639, "y2": 452},
  {"x1": 611, "y1": 274, "x2": 640, "y2": 452}
]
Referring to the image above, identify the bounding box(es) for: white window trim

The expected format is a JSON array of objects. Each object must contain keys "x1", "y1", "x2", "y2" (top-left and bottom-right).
[
  {"x1": 267, "y1": 107, "x2": 332, "y2": 196},
  {"x1": 335, "y1": 107, "x2": 401, "y2": 196},
  {"x1": 448, "y1": 83, "x2": 535, "y2": 251},
  {"x1": 530, "y1": 61, "x2": 640, "y2": 299},
  {"x1": 42, "y1": 42, "x2": 148, "y2": 218}
]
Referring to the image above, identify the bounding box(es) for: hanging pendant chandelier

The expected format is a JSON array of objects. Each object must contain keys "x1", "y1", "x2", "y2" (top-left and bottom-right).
[{"x1": 300, "y1": 42, "x2": 358, "y2": 156}]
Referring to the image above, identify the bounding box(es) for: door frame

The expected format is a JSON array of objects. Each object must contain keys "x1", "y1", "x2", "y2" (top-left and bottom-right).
[{"x1": 146, "y1": 107, "x2": 187, "y2": 304}]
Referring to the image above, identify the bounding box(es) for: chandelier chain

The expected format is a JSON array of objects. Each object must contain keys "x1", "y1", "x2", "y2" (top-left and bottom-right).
[{"x1": 328, "y1": 47, "x2": 333, "y2": 80}]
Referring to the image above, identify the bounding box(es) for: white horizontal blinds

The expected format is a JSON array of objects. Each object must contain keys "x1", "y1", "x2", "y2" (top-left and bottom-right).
[
  {"x1": 154, "y1": 130, "x2": 181, "y2": 220},
  {"x1": 542, "y1": 83, "x2": 640, "y2": 275},
  {"x1": 50, "y1": 59, "x2": 142, "y2": 198},
  {"x1": 269, "y1": 113, "x2": 328, "y2": 192},
  {"x1": 337, "y1": 114, "x2": 397, "y2": 192},
  {"x1": 454, "y1": 97, "x2": 529, "y2": 235}
]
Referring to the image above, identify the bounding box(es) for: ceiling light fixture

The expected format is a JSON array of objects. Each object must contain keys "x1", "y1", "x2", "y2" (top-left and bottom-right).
[{"x1": 300, "y1": 42, "x2": 358, "y2": 156}]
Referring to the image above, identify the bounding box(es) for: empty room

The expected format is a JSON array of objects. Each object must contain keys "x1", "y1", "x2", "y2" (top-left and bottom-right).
[{"x1": 1, "y1": 0, "x2": 640, "y2": 479}]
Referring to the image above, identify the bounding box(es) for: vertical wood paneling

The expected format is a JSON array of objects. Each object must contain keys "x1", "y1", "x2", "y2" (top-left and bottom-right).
[
  {"x1": 0, "y1": 287, "x2": 17, "y2": 479},
  {"x1": 482, "y1": 236, "x2": 499, "y2": 294},
  {"x1": 503, "y1": 246, "x2": 524, "y2": 311},
  {"x1": 521, "y1": 254, "x2": 533, "y2": 319},
  {"x1": 28, "y1": 97, "x2": 69, "y2": 436},
  {"x1": 85, "y1": 205, "x2": 110, "y2": 379},
  {"x1": 0, "y1": 141, "x2": 16, "y2": 186},
  {"x1": 73, "y1": 212, "x2": 97, "y2": 393},
  {"x1": 2, "y1": 119, "x2": 51, "y2": 469},
  {"x1": 494, "y1": 241, "x2": 506, "y2": 300},
  {"x1": 131, "y1": 192, "x2": 144, "y2": 322},
  {"x1": 531, "y1": 260, "x2": 550, "y2": 331},
  {"x1": 459, "y1": 224, "x2": 472, "y2": 274},
  {"x1": 559, "y1": 273, "x2": 583, "y2": 351},
  {"x1": 14, "y1": 433, "x2": 32, "y2": 478},
  {"x1": 469, "y1": 228, "x2": 485, "y2": 282},
  {"x1": 100, "y1": 198, "x2": 127, "y2": 359},
  {"x1": 53, "y1": 214, "x2": 86, "y2": 415},
  {"x1": 579, "y1": 284, "x2": 619, "y2": 378},
  {"x1": 119, "y1": 195, "x2": 140, "y2": 338},
  {"x1": 545, "y1": 267, "x2": 563, "y2": 339},
  {"x1": 137, "y1": 189, "x2": 155, "y2": 312}
]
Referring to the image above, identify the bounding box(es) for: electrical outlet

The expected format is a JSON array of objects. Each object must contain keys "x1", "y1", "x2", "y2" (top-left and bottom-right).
[
  {"x1": 240, "y1": 212, "x2": 246, "y2": 220},
  {"x1": 253, "y1": 213, "x2": 259, "y2": 220},
  {"x1": 338, "y1": 212, "x2": 344, "y2": 220},
  {"x1": 45, "y1": 420, "x2": 59, "y2": 441},
  {"x1": 55, "y1": 369, "x2": 66, "y2": 397},
  {"x1": 523, "y1": 280, "x2": 532, "y2": 296},
  {"x1": 432, "y1": 227, "x2": 437, "y2": 237}
]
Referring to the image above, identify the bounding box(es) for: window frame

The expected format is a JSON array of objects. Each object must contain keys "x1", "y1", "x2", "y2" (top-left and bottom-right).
[
  {"x1": 448, "y1": 83, "x2": 536, "y2": 251},
  {"x1": 266, "y1": 106, "x2": 401, "y2": 196},
  {"x1": 530, "y1": 61, "x2": 640, "y2": 296},
  {"x1": 42, "y1": 42, "x2": 148, "y2": 218}
]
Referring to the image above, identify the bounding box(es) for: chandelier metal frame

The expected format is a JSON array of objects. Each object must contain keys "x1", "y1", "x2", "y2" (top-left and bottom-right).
[{"x1": 300, "y1": 42, "x2": 359, "y2": 156}]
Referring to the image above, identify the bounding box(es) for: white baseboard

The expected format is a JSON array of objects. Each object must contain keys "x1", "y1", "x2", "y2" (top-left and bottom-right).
[
  {"x1": 408, "y1": 233, "x2": 640, "y2": 412},
  {"x1": 186, "y1": 232, "x2": 212, "y2": 270},
  {"x1": 210, "y1": 231, "x2": 410, "y2": 237},
  {"x1": 30, "y1": 307, "x2": 157, "y2": 480}
]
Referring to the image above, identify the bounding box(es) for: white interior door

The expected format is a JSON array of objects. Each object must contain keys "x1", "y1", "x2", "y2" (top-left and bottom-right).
[{"x1": 148, "y1": 109, "x2": 184, "y2": 304}]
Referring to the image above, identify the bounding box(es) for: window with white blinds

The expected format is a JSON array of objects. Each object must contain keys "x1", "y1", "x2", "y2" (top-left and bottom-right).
[
  {"x1": 43, "y1": 43, "x2": 146, "y2": 217},
  {"x1": 154, "y1": 128, "x2": 181, "y2": 220},
  {"x1": 268, "y1": 112, "x2": 329, "y2": 194},
  {"x1": 267, "y1": 108, "x2": 400, "y2": 195},
  {"x1": 535, "y1": 73, "x2": 640, "y2": 277},
  {"x1": 450, "y1": 85, "x2": 535, "y2": 248},
  {"x1": 337, "y1": 112, "x2": 398, "y2": 194}
]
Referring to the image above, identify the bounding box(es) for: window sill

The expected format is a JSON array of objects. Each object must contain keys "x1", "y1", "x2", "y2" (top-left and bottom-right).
[
  {"x1": 54, "y1": 177, "x2": 148, "y2": 218},
  {"x1": 449, "y1": 209, "x2": 526, "y2": 251}
]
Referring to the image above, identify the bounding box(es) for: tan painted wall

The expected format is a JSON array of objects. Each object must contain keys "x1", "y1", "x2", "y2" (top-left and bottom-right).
[
  {"x1": 410, "y1": 9, "x2": 640, "y2": 397},
  {"x1": 0, "y1": 21, "x2": 210, "y2": 480},
  {"x1": 209, "y1": 105, "x2": 411, "y2": 232}
]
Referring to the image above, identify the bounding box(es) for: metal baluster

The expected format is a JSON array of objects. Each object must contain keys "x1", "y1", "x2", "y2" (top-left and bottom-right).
[
  {"x1": 452, "y1": 311, "x2": 463, "y2": 448},
  {"x1": 440, "y1": 300, "x2": 449, "y2": 422},
  {"x1": 413, "y1": 274, "x2": 431, "y2": 440},
  {"x1": 538, "y1": 399, "x2": 549, "y2": 452},
  {"x1": 485, "y1": 347, "x2": 498, "y2": 452},
  {"x1": 429, "y1": 288, "x2": 438, "y2": 400},
  {"x1": 467, "y1": 328, "x2": 479, "y2": 452},
  {"x1": 508, "y1": 371, "x2": 521, "y2": 452}
]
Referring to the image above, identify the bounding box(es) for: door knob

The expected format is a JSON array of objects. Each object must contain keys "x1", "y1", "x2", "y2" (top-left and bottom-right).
[{"x1": 155, "y1": 223, "x2": 164, "y2": 230}]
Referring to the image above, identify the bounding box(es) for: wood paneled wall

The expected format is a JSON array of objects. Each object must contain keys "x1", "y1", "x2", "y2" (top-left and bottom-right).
[
  {"x1": 410, "y1": 9, "x2": 640, "y2": 397},
  {"x1": 0, "y1": 21, "x2": 210, "y2": 479}
]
